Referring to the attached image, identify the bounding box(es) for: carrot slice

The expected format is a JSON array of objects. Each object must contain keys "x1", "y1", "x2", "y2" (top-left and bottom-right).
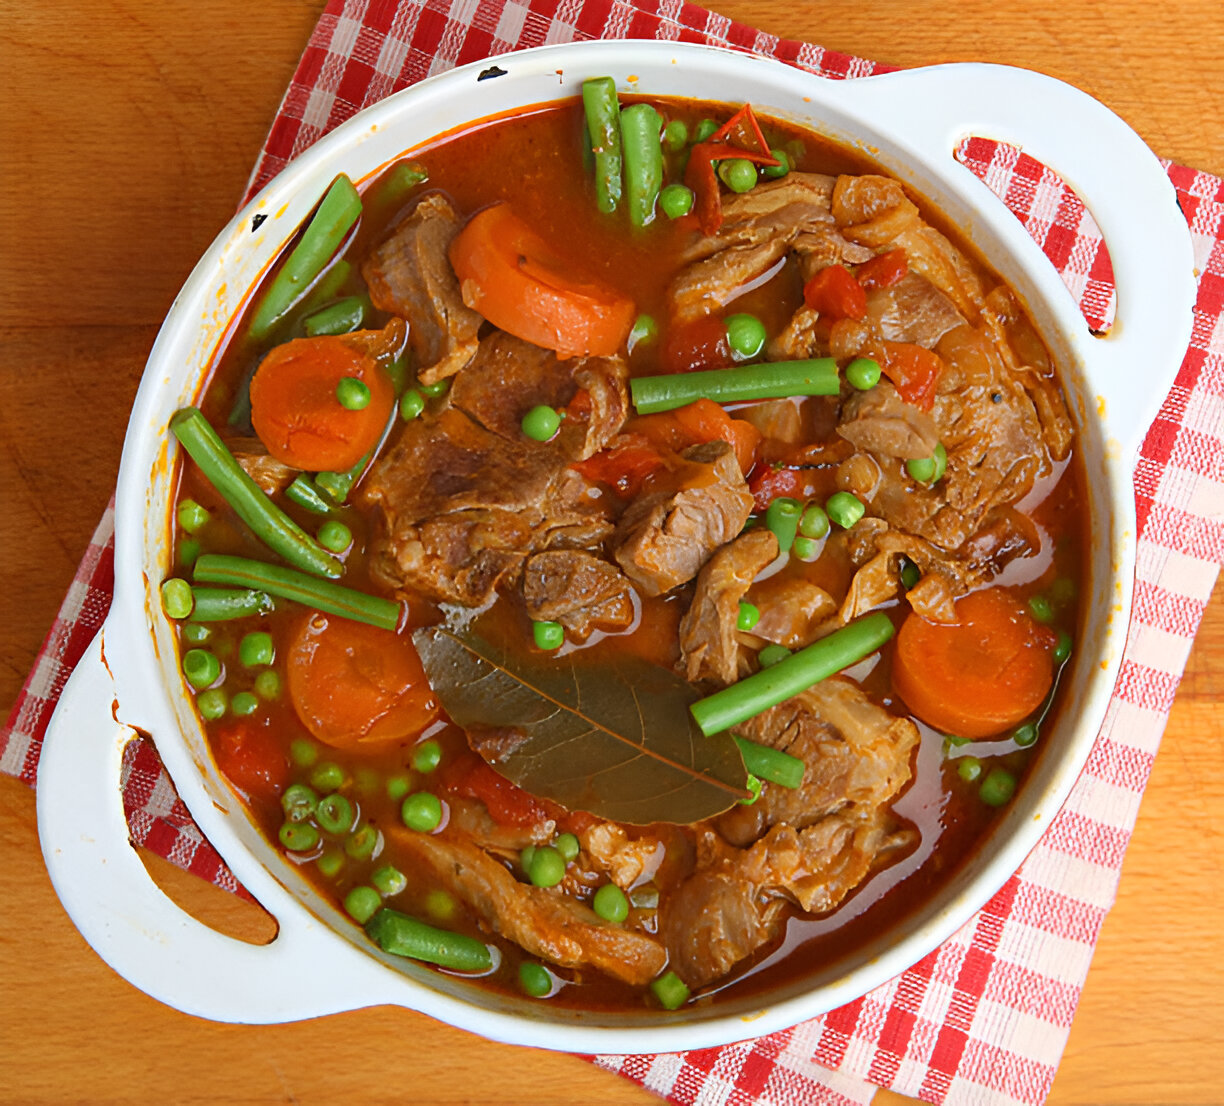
[
  {"x1": 250, "y1": 335, "x2": 394, "y2": 472},
  {"x1": 286, "y1": 612, "x2": 439, "y2": 749},
  {"x1": 891, "y1": 587, "x2": 1058, "y2": 739},
  {"x1": 449, "y1": 203, "x2": 635, "y2": 359}
]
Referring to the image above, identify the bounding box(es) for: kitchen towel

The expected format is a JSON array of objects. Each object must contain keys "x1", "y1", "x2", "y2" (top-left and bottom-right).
[{"x1": 5, "y1": 2, "x2": 1223, "y2": 1104}]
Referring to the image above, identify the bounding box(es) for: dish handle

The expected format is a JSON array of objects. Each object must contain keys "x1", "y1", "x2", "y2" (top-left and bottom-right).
[
  {"x1": 36, "y1": 628, "x2": 396, "y2": 1022},
  {"x1": 851, "y1": 62, "x2": 1196, "y2": 453}
]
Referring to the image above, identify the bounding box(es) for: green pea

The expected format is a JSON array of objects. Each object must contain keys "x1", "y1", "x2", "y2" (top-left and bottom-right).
[
  {"x1": 344, "y1": 824, "x2": 381, "y2": 860},
  {"x1": 230, "y1": 691, "x2": 259, "y2": 717},
  {"x1": 309, "y1": 760, "x2": 346, "y2": 793},
  {"x1": 161, "y1": 578, "x2": 194, "y2": 620},
  {"x1": 736, "y1": 601, "x2": 760, "y2": 632},
  {"x1": 717, "y1": 158, "x2": 757, "y2": 193},
  {"x1": 182, "y1": 622, "x2": 212, "y2": 645},
  {"x1": 798, "y1": 504, "x2": 830, "y2": 539},
  {"x1": 281, "y1": 784, "x2": 318, "y2": 825},
  {"x1": 278, "y1": 822, "x2": 319, "y2": 852},
  {"x1": 526, "y1": 845, "x2": 566, "y2": 888},
  {"x1": 317, "y1": 519, "x2": 353, "y2": 553},
  {"x1": 532, "y1": 620, "x2": 564, "y2": 651},
  {"x1": 662, "y1": 119, "x2": 688, "y2": 152},
  {"x1": 762, "y1": 147, "x2": 791, "y2": 179},
  {"x1": 957, "y1": 756, "x2": 983, "y2": 783},
  {"x1": 239, "y1": 631, "x2": 275, "y2": 668},
  {"x1": 401, "y1": 791, "x2": 443, "y2": 832},
  {"x1": 724, "y1": 313, "x2": 766, "y2": 359},
  {"x1": 411, "y1": 739, "x2": 442, "y2": 774},
  {"x1": 177, "y1": 499, "x2": 211, "y2": 534},
  {"x1": 825, "y1": 491, "x2": 865, "y2": 529},
  {"x1": 592, "y1": 883, "x2": 629, "y2": 923},
  {"x1": 738, "y1": 773, "x2": 763, "y2": 805},
  {"x1": 519, "y1": 845, "x2": 537, "y2": 872},
  {"x1": 907, "y1": 442, "x2": 948, "y2": 484},
  {"x1": 1054, "y1": 631, "x2": 1073, "y2": 664},
  {"x1": 316, "y1": 850, "x2": 345, "y2": 878},
  {"x1": 1013, "y1": 723, "x2": 1039, "y2": 748},
  {"x1": 182, "y1": 649, "x2": 220, "y2": 690},
  {"x1": 899, "y1": 557, "x2": 921, "y2": 591},
  {"x1": 418, "y1": 377, "x2": 449, "y2": 398},
  {"x1": 518, "y1": 961, "x2": 553, "y2": 998},
  {"x1": 792, "y1": 535, "x2": 819, "y2": 561},
  {"x1": 1050, "y1": 576, "x2": 1077, "y2": 606},
  {"x1": 424, "y1": 889, "x2": 455, "y2": 920},
  {"x1": 1028, "y1": 595, "x2": 1054, "y2": 624},
  {"x1": 343, "y1": 885, "x2": 382, "y2": 924},
  {"x1": 554, "y1": 833, "x2": 580, "y2": 863},
  {"x1": 371, "y1": 865, "x2": 407, "y2": 897},
  {"x1": 196, "y1": 688, "x2": 228, "y2": 721},
  {"x1": 386, "y1": 773, "x2": 412, "y2": 801},
  {"x1": 758, "y1": 643, "x2": 791, "y2": 668},
  {"x1": 399, "y1": 388, "x2": 425, "y2": 421},
  {"x1": 335, "y1": 376, "x2": 371, "y2": 410},
  {"x1": 658, "y1": 182, "x2": 694, "y2": 219},
  {"x1": 651, "y1": 970, "x2": 690, "y2": 1010},
  {"x1": 254, "y1": 669, "x2": 282, "y2": 700},
  {"x1": 290, "y1": 738, "x2": 319, "y2": 768},
  {"x1": 979, "y1": 767, "x2": 1017, "y2": 807},
  {"x1": 845, "y1": 357, "x2": 882, "y2": 391},
  {"x1": 693, "y1": 118, "x2": 718, "y2": 142},
  {"x1": 629, "y1": 313, "x2": 658, "y2": 350},
  {"x1": 521, "y1": 405, "x2": 561, "y2": 442},
  {"x1": 316, "y1": 793, "x2": 355, "y2": 835}
]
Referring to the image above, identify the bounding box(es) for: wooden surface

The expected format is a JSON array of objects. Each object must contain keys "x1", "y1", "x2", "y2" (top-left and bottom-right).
[{"x1": 2, "y1": 2, "x2": 1221, "y2": 1102}]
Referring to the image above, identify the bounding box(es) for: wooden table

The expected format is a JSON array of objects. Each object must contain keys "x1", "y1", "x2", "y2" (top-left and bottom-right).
[{"x1": 3, "y1": 2, "x2": 1221, "y2": 1102}]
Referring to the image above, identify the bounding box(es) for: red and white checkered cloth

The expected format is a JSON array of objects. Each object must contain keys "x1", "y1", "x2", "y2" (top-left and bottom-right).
[{"x1": 6, "y1": 2, "x2": 1224, "y2": 1103}]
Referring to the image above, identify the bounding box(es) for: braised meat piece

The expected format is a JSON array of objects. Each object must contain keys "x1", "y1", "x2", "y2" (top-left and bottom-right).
[
  {"x1": 522, "y1": 550, "x2": 635, "y2": 641},
  {"x1": 612, "y1": 441, "x2": 754, "y2": 597},
  {"x1": 864, "y1": 271, "x2": 966, "y2": 349},
  {"x1": 449, "y1": 330, "x2": 628, "y2": 461},
  {"x1": 363, "y1": 407, "x2": 613, "y2": 606},
  {"x1": 679, "y1": 529, "x2": 779, "y2": 685},
  {"x1": 837, "y1": 381, "x2": 940, "y2": 462},
  {"x1": 362, "y1": 193, "x2": 482, "y2": 384}
]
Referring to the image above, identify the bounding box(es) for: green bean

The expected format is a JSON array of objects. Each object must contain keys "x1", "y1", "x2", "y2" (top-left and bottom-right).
[
  {"x1": 733, "y1": 736, "x2": 805, "y2": 789},
  {"x1": 365, "y1": 907, "x2": 493, "y2": 972},
  {"x1": 193, "y1": 553, "x2": 401, "y2": 631},
  {"x1": 620, "y1": 102, "x2": 664, "y2": 228},
  {"x1": 379, "y1": 161, "x2": 429, "y2": 208},
  {"x1": 171, "y1": 407, "x2": 343, "y2": 578},
  {"x1": 315, "y1": 404, "x2": 397, "y2": 504},
  {"x1": 582, "y1": 77, "x2": 623, "y2": 215},
  {"x1": 189, "y1": 586, "x2": 275, "y2": 621},
  {"x1": 249, "y1": 174, "x2": 362, "y2": 340},
  {"x1": 650, "y1": 970, "x2": 690, "y2": 1010},
  {"x1": 765, "y1": 497, "x2": 801, "y2": 554},
  {"x1": 691, "y1": 612, "x2": 896, "y2": 735},
  {"x1": 284, "y1": 474, "x2": 334, "y2": 515},
  {"x1": 305, "y1": 295, "x2": 368, "y2": 337},
  {"x1": 631, "y1": 358, "x2": 839, "y2": 414},
  {"x1": 296, "y1": 258, "x2": 352, "y2": 320}
]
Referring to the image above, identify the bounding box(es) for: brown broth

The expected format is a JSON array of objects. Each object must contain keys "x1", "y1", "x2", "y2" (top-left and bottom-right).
[{"x1": 175, "y1": 96, "x2": 1089, "y2": 1012}]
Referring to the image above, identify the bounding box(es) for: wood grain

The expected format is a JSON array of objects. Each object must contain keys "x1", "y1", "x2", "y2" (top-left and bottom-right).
[{"x1": 1, "y1": 2, "x2": 1220, "y2": 1103}]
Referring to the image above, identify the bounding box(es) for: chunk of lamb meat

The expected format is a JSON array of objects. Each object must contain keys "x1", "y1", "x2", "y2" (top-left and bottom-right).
[
  {"x1": 668, "y1": 173, "x2": 870, "y2": 323},
  {"x1": 363, "y1": 407, "x2": 613, "y2": 606},
  {"x1": 746, "y1": 574, "x2": 838, "y2": 651},
  {"x1": 384, "y1": 825, "x2": 666, "y2": 986},
  {"x1": 832, "y1": 174, "x2": 985, "y2": 321},
  {"x1": 865, "y1": 270, "x2": 966, "y2": 349},
  {"x1": 663, "y1": 679, "x2": 918, "y2": 988},
  {"x1": 612, "y1": 441, "x2": 754, "y2": 597},
  {"x1": 361, "y1": 193, "x2": 482, "y2": 385},
  {"x1": 449, "y1": 330, "x2": 628, "y2": 461},
  {"x1": 522, "y1": 550, "x2": 635, "y2": 641},
  {"x1": 228, "y1": 437, "x2": 295, "y2": 496},
  {"x1": 679, "y1": 529, "x2": 779, "y2": 685},
  {"x1": 838, "y1": 381, "x2": 940, "y2": 462}
]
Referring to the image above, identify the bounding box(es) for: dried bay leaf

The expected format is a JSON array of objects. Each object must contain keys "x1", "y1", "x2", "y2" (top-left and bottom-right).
[{"x1": 413, "y1": 626, "x2": 749, "y2": 825}]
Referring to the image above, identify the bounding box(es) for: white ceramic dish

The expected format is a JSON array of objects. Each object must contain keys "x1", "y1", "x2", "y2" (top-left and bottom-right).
[{"x1": 37, "y1": 40, "x2": 1194, "y2": 1052}]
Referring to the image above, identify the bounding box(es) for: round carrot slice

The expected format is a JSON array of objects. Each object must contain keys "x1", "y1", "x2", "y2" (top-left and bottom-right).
[
  {"x1": 891, "y1": 587, "x2": 1057, "y2": 739},
  {"x1": 249, "y1": 335, "x2": 394, "y2": 472},
  {"x1": 286, "y1": 612, "x2": 439, "y2": 748}
]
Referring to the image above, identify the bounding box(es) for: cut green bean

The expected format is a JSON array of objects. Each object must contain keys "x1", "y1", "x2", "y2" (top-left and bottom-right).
[
  {"x1": 296, "y1": 258, "x2": 353, "y2": 319},
  {"x1": 582, "y1": 77, "x2": 623, "y2": 215},
  {"x1": 284, "y1": 474, "x2": 334, "y2": 515},
  {"x1": 380, "y1": 161, "x2": 429, "y2": 207},
  {"x1": 365, "y1": 907, "x2": 493, "y2": 972},
  {"x1": 171, "y1": 407, "x2": 342, "y2": 579},
  {"x1": 651, "y1": 970, "x2": 690, "y2": 1010},
  {"x1": 631, "y1": 358, "x2": 838, "y2": 414},
  {"x1": 765, "y1": 496, "x2": 801, "y2": 554},
  {"x1": 249, "y1": 175, "x2": 362, "y2": 340},
  {"x1": 826, "y1": 491, "x2": 865, "y2": 530},
  {"x1": 193, "y1": 554, "x2": 401, "y2": 631},
  {"x1": 620, "y1": 102, "x2": 664, "y2": 228},
  {"x1": 306, "y1": 295, "x2": 368, "y2": 338},
  {"x1": 189, "y1": 586, "x2": 275, "y2": 622},
  {"x1": 733, "y1": 736, "x2": 805, "y2": 789},
  {"x1": 691, "y1": 612, "x2": 896, "y2": 735}
]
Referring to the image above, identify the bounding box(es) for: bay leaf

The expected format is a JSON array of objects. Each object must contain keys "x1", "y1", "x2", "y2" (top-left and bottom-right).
[{"x1": 413, "y1": 626, "x2": 750, "y2": 825}]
